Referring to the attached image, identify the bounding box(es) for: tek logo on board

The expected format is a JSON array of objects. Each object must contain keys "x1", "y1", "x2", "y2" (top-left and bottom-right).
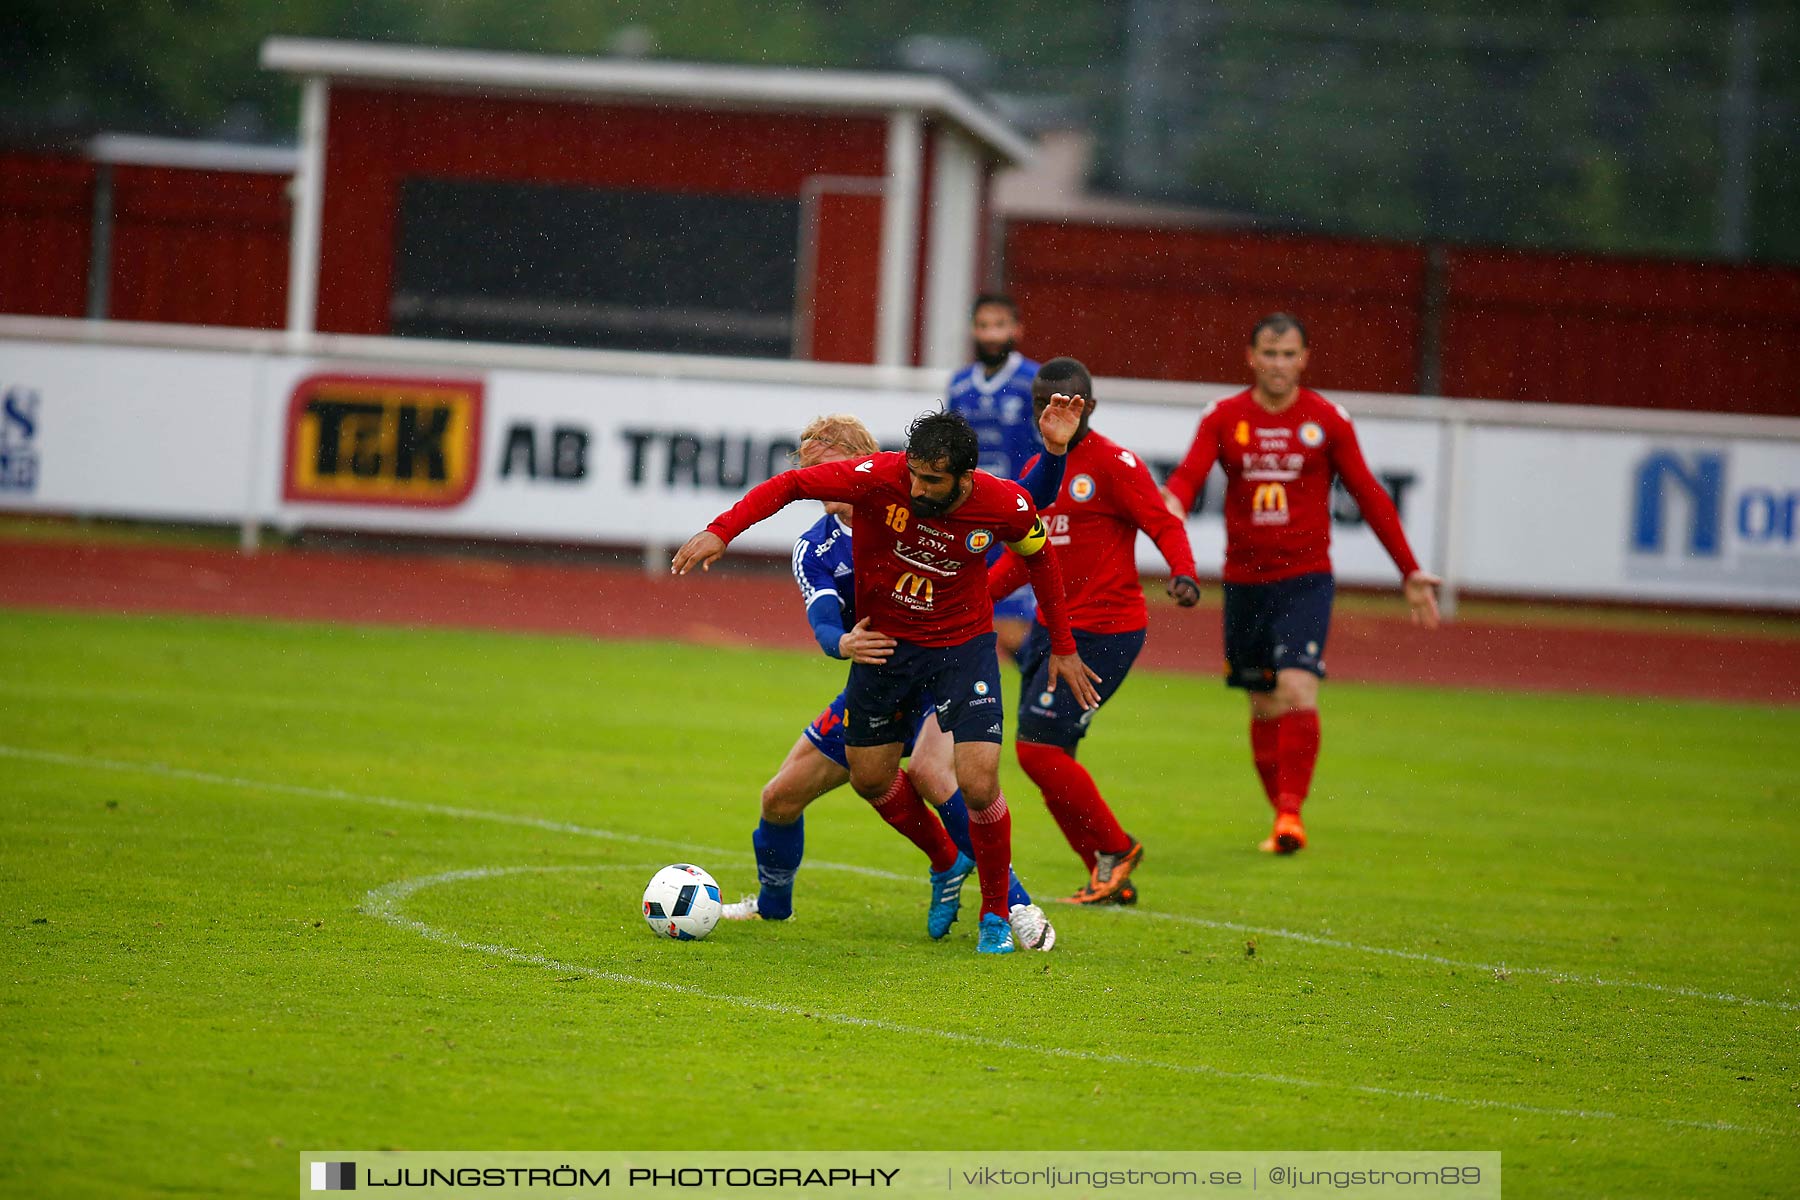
[
  {"x1": 284, "y1": 375, "x2": 483, "y2": 507},
  {"x1": 0, "y1": 386, "x2": 40, "y2": 493},
  {"x1": 1631, "y1": 448, "x2": 1798, "y2": 581}
]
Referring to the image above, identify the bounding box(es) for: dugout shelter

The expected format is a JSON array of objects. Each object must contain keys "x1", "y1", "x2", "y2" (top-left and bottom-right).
[{"x1": 259, "y1": 37, "x2": 1032, "y2": 370}]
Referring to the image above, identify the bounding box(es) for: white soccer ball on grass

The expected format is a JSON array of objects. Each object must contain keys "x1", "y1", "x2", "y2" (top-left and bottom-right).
[{"x1": 642, "y1": 864, "x2": 723, "y2": 940}]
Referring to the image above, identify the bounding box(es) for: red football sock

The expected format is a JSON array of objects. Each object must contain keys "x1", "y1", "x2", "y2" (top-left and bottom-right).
[
  {"x1": 868, "y1": 771, "x2": 959, "y2": 872},
  {"x1": 1250, "y1": 717, "x2": 1281, "y2": 808},
  {"x1": 1016, "y1": 740, "x2": 1127, "y2": 869},
  {"x1": 1275, "y1": 709, "x2": 1321, "y2": 816},
  {"x1": 966, "y1": 793, "x2": 1014, "y2": 920}
]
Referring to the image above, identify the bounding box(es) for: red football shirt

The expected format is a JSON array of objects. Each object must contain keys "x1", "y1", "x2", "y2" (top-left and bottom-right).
[
  {"x1": 1163, "y1": 388, "x2": 1421, "y2": 585},
  {"x1": 990, "y1": 428, "x2": 1199, "y2": 633},
  {"x1": 706, "y1": 452, "x2": 1077, "y2": 652}
]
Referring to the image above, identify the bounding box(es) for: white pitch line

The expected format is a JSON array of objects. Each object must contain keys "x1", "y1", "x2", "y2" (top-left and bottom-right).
[
  {"x1": 1126, "y1": 910, "x2": 1800, "y2": 1013},
  {"x1": 4, "y1": 742, "x2": 1796, "y2": 1014},
  {"x1": 0, "y1": 743, "x2": 903, "y2": 881},
  {"x1": 366, "y1": 864, "x2": 1771, "y2": 1137}
]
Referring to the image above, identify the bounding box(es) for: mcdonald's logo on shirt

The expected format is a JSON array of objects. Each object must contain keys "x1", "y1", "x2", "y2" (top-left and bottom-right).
[
  {"x1": 893, "y1": 571, "x2": 936, "y2": 607},
  {"x1": 1251, "y1": 481, "x2": 1289, "y2": 525}
]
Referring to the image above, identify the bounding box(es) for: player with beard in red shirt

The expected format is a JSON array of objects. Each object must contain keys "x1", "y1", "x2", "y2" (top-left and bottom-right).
[
  {"x1": 1161, "y1": 314, "x2": 1440, "y2": 854},
  {"x1": 987, "y1": 357, "x2": 1203, "y2": 904},
  {"x1": 673, "y1": 411, "x2": 1101, "y2": 953}
]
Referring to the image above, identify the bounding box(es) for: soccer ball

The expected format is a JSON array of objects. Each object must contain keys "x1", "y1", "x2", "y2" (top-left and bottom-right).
[{"x1": 642, "y1": 864, "x2": 722, "y2": 941}]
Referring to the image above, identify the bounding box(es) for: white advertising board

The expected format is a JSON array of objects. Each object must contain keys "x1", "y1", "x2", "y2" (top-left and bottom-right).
[
  {"x1": 0, "y1": 341, "x2": 262, "y2": 521},
  {"x1": 254, "y1": 360, "x2": 940, "y2": 555},
  {"x1": 245, "y1": 363, "x2": 1437, "y2": 587},
  {"x1": 1458, "y1": 427, "x2": 1800, "y2": 607},
  {"x1": 3, "y1": 328, "x2": 1795, "y2": 609}
]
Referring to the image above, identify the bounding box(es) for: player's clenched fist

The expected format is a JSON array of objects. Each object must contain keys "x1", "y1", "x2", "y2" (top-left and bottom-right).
[
  {"x1": 671, "y1": 530, "x2": 726, "y2": 575},
  {"x1": 1166, "y1": 574, "x2": 1202, "y2": 607}
]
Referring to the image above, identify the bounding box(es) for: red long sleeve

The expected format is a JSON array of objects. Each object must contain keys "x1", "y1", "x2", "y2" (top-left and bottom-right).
[
  {"x1": 706, "y1": 456, "x2": 873, "y2": 544},
  {"x1": 1117, "y1": 450, "x2": 1200, "y2": 578},
  {"x1": 987, "y1": 548, "x2": 1029, "y2": 602},
  {"x1": 1329, "y1": 421, "x2": 1419, "y2": 579},
  {"x1": 1021, "y1": 540, "x2": 1077, "y2": 656},
  {"x1": 1163, "y1": 409, "x2": 1222, "y2": 512}
]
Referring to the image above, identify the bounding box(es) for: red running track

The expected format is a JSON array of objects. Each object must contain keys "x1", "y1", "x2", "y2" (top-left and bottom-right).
[{"x1": 1, "y1": 540, "x2": 1793, "y2": 706}]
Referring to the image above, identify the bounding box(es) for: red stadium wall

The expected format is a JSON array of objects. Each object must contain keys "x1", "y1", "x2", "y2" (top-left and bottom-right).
[
  {"x1": 107, "y1": 165, "x2": 289, "y2": 328},
  {"x1": 1438, "y1": 249, "x2": 1800, "y2": 417},
  {"x1": 9, "y1": 131, "x2": 1800, "y2": 414},
  {"x1": 0, "y1": 153, "x2": 94, "y2": 319},
  {"x1": 316, "y1": 86, "x2": 890, "y2": 353},
  {"x1": 1003, "y1": 220, "x2": 1426, "y2": 394},
  {"x1": 1002, "y1": 217, "x2": 1800, "y2": 415}
]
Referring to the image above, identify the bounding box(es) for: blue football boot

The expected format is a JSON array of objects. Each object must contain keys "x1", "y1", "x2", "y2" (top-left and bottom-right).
[
  {"x1": 976, "y1": 911, "x2": 1016, "y2": 954},
  {"x1": 927, "y1": 851, "x2": 975, "y2": 939}
]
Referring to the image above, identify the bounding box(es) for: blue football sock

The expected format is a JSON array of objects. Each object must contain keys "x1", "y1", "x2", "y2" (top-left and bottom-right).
[
  {"x1": 937, "y1": 791, "x2": 973, "y2": 858},
  {"x1": 1006, "y1": 868, "x2": 1031, "y2": 909},
  {"x1": 752, "y1": 816, "x2": 803, "y2": 921},
  {"x1": 938, "y1": 792, "x2": 1031, "y2": 908}
]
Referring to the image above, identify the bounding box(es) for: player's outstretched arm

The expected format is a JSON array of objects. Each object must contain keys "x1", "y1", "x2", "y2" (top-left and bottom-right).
[
  {"x1": 683, "y1": 456, "x2": 875, "y2": 578},
  {"x1": 1405, "y1": 570, "x2": 1443, "y2": 629},
  {"x1": 671, "y1": 531, "x2": 726, "y2": 575}
]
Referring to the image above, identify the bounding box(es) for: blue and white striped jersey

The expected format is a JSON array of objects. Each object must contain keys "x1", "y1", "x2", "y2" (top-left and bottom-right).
[{"x1": 792, "y1": 512, "x2": 855, "y2": 657}]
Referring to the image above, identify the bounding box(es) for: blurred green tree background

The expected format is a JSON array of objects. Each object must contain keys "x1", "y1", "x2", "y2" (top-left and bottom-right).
[{"x1": 3, "y1": 0, "x2": 1791, "y2": 263}]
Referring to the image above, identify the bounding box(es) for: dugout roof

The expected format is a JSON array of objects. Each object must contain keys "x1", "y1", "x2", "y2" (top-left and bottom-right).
[{"x1": 260, "y1": 38, "x2": 1033, "y2": 166}]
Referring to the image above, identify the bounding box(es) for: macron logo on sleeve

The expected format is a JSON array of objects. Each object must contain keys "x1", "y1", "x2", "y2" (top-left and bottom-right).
[{"x1": 856, "y1": 461, "x2": 874, "y2": 473}]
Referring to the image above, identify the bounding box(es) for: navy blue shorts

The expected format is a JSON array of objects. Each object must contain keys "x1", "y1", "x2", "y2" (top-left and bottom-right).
[
  {"x1": 1016, "y1": 623, "x2": 1146, "y2": 749},
  {"x1": 845, "y1": 633, "x2": 1005, "y2": 747},
  {"x1": 803, "y1": 691, "x2": 928, "y2": 768},
  {"x1": 1221, "y1": 571, "x2": 1335, "y2": 691}
]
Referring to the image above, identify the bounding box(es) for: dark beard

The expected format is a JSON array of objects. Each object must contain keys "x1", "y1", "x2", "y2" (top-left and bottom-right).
[
  {"x1": 909, "y1": 487, "x2": 960, "y2": 518},
  {"x1": 974, "y1": 340, "x2": 1015, "y2": 370}
]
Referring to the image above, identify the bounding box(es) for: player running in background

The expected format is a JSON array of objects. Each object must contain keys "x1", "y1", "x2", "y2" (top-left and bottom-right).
[
  {"x1": 722, "y1": 407, "x2": 1079, "y2": 950},
  {"x1": 947, "y1": 293, "x2": 1041, "y2": 664},
  {"x1": 1161, "y1": 314, "x2": 1440, "y2": 854},
  {"x1": 987, "y1": 358, "x2": 1203, "y2": 904},
  {"x1": 674, "y1": 411, "x2": 1100, "y2": 954}
]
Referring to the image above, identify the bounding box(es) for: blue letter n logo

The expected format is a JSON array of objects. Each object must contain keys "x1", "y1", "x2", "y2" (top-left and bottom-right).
[{"x1": 1632, "y1": 450, "x2": 1724, "y2": 557}]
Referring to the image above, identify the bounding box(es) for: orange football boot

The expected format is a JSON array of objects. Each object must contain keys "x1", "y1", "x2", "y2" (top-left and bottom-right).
[
  {"x1": 1260, "y1": 812, "x2": 1307, "y2": 854},
  {"x1": 1067, "y1": 836, "x2": 1144, "y2": 903}
]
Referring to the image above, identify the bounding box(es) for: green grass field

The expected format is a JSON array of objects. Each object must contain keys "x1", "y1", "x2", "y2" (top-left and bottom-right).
[{"x1": 2, "y1": 609, "x2": 1796, "y2": 1198}]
